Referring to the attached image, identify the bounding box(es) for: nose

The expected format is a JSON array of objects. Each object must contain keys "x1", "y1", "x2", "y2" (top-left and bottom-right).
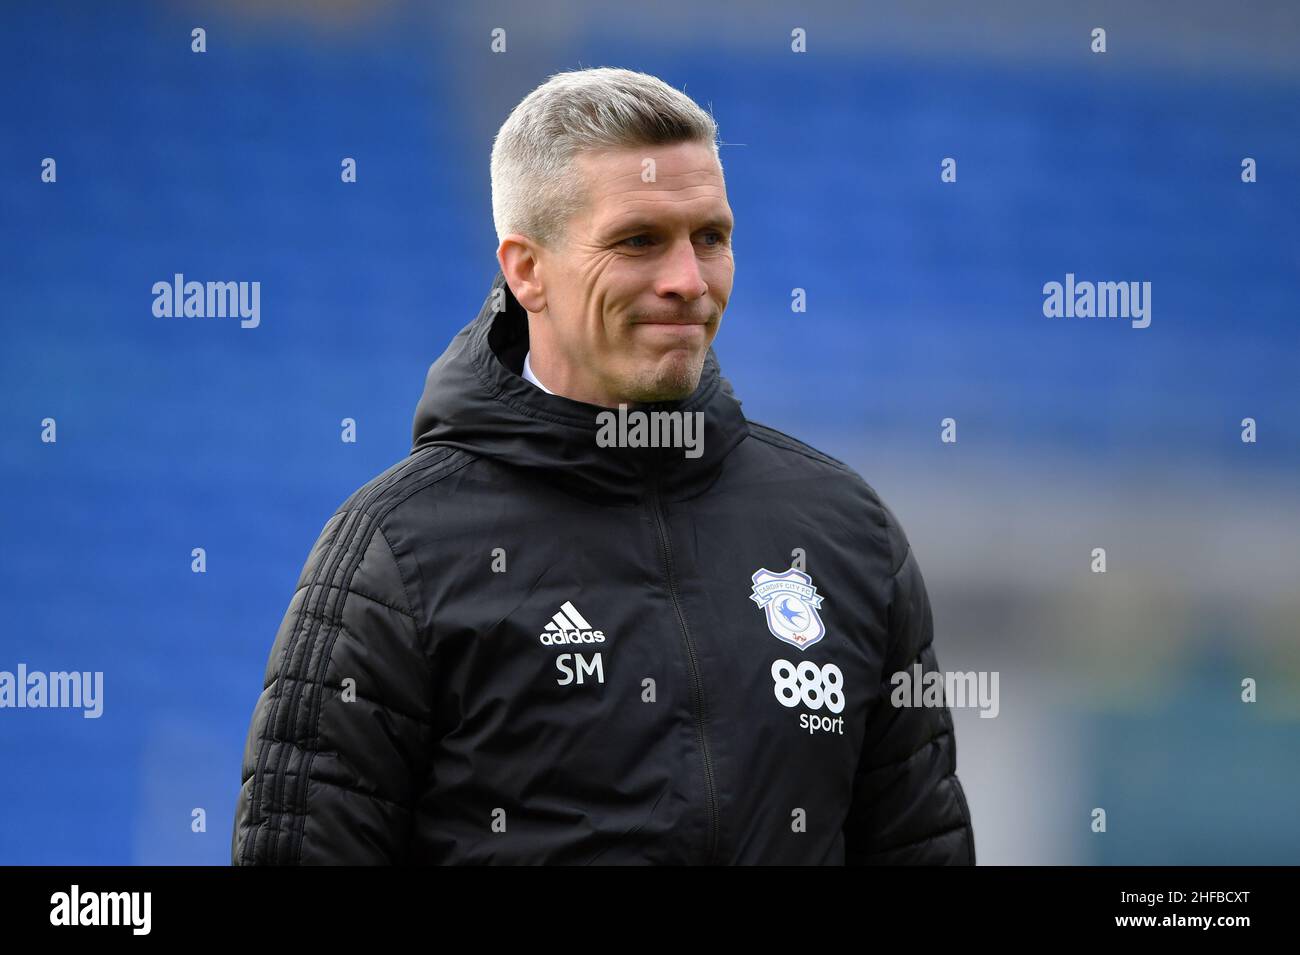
[{"x1": 654, "y1": 237, "x2": 709, "y2": 302}]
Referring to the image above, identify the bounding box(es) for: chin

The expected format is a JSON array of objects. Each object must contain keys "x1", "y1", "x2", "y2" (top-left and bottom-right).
[{"x1": 626, "y1": 357, "x2": 704, "y2": 402}]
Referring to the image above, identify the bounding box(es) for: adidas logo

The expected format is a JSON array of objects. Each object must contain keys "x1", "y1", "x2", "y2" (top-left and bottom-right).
[{"x1": 539, "y1": 600, "x2": 606, "y2": 646}]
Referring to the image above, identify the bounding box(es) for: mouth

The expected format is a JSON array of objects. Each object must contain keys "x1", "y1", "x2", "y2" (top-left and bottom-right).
[
  {"x1": 635, "y1": 314, "x2": 712, "y2": 329},
  {"x1": 636, "y1": 322, "x2": 708, "y2": 335}
]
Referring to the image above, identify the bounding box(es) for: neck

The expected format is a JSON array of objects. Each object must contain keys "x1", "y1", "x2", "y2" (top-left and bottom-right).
[{"x1": 524, "y1": 330, "x2": 624, "y2": 408}]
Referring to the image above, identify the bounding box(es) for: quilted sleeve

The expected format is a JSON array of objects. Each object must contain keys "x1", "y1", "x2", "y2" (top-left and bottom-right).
[
  {"x1": 843, "y1": 541, "x2": 976, "y2": 865},
  {"x1": 231, "y1": 509, "x2": 434, "y2": 865}
]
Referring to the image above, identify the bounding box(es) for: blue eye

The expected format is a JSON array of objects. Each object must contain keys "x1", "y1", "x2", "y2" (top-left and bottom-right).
[{"x1": 621, "y1": 232, "x2": 727, "y2": 249}]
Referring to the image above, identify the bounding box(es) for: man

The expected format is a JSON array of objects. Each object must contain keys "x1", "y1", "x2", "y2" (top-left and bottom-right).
[{"x1": 231, "y1": 67, "x2": 974, "y2": 865}]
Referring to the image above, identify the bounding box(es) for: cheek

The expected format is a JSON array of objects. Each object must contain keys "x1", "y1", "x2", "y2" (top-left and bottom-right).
[
  {"x1": 602, "y1": 311, "x2": 638, "y2": 360},
  {"x1": 590, "y1": 282, "x2": 632, "y2": 344},
  {"x1": 705, "y1": 254, "x2": 734, "y2": 295}
]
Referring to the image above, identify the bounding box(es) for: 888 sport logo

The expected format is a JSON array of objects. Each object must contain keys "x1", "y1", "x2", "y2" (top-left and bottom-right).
[{"x1": 771, "y1": 658, "x2": 845, "y2": 735}]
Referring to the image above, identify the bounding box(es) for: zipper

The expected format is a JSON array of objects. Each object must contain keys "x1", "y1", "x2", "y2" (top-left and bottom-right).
[{"x1": 647, "y1": 468, "x2": 720, "y2": 865}]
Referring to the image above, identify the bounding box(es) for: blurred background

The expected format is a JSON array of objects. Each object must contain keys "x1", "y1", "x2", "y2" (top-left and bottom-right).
[{"x1": 2, "y1": 0, "x2": 1298, "y2": 865}]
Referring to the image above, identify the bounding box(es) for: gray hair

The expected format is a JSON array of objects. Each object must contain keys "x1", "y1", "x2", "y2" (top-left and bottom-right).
[{"x1": 490, "y1": 67, "x2": 721, "y2": 249}]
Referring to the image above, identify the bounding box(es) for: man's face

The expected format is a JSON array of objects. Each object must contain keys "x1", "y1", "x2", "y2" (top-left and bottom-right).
[{"x1": 506, "y1": 140, "x2": 734, "y2": 407}]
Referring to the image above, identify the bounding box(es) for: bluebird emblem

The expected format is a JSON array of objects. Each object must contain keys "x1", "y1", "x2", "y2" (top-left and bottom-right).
[{"x1": 749, "y1": 567, "x2": 827, "y2": 650}]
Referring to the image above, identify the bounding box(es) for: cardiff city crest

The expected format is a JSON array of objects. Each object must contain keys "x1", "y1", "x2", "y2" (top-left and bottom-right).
[{"x1": 749, "y1": 567, "x2": 826, "y2": 650}]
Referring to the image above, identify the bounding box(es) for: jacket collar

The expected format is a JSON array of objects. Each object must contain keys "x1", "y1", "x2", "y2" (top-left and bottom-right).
[{"x1": 411, "y1": 269, "x2": 750, "y2": 505}]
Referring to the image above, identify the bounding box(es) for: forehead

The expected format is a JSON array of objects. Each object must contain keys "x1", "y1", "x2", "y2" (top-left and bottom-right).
[{"x1": 575, "y1": 141, "x2": 730, "y2": 231}]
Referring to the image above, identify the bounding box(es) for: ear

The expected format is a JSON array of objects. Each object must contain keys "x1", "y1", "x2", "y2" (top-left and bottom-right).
[{"x1": 498, "y1": 236, "x2": 547, "y2": 314}]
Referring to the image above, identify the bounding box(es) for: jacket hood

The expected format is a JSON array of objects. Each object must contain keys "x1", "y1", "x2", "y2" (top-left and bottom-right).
[{"x1": 410, "y1": 269, "x2": 750, "y2": 505}]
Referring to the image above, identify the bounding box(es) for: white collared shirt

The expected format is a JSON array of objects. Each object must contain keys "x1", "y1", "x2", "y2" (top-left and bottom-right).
[{"x1": 521, "y1": 350, "x2": 555, "y2": 395}]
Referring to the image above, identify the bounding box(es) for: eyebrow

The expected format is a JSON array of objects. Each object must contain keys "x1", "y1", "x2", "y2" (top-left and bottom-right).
[{"x1": 601, "y1": 215, "x2": 733, "y2": 240}]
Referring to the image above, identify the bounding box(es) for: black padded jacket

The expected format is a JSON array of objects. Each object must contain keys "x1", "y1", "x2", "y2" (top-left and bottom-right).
[{"x1": 230, "y1": 269, "x2": 976, "y2": 865}]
